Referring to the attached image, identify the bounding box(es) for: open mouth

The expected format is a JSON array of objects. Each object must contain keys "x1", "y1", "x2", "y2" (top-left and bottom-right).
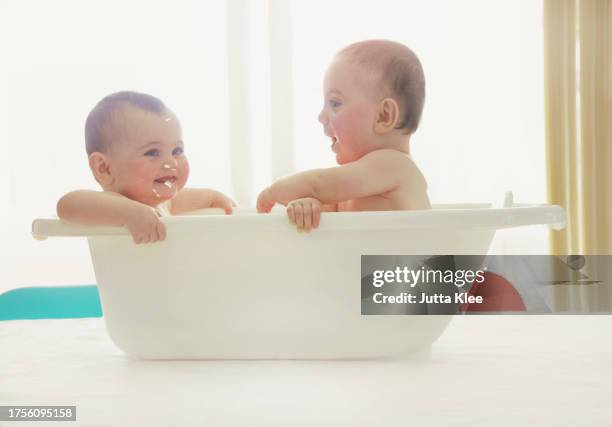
[{"x1": 154, "y1": 176, "x2": 177, "y2": 188}]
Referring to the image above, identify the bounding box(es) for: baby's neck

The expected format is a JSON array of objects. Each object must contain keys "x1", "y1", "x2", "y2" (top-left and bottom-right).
[{"x1": 376, "y1": 133, "x2": 411, "y2": 155}]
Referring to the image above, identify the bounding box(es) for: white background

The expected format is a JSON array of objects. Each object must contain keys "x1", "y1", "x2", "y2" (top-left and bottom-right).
[{"x1": 0, "y1": 0, "x2": 547, "y2": 292}]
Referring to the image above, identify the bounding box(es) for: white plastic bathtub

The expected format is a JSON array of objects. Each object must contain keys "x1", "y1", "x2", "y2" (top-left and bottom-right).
[{"x1": 32, "y1": 200, "x2": 565, "y2": 360}]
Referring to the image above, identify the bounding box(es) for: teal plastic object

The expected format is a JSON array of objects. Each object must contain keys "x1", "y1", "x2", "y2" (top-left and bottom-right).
[{"x1": 0, "y1": 285, "x2": 102, "y2": 321}]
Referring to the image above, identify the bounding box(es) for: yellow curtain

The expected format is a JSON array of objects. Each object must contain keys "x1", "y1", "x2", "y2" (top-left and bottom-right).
[{"x1": 543, "y1": 0, "x2": 611, "y2": 310}]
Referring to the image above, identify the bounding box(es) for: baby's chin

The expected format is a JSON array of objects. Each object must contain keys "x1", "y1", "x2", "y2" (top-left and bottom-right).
[
  {"x1": 335, "y1": 152, "x2": 361, "y2": 165},
  {"x1": 153, "y1": 181, "x2": 181, "y2": 200},
  {"x1": 129, "y1": 190, "x2": 175, "y2": 207}
]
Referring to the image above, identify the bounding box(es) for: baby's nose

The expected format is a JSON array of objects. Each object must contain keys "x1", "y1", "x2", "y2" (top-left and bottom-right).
[
  {"x1": 162, "y1": 157, "x2": 178, "y2": 169},
  {"x1": 318, "y1": 109, "x2": 327, "y2": 124}
]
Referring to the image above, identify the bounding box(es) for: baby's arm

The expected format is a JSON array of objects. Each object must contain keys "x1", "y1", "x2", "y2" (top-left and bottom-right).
[
  {"x1": 257, "y1": 149, "x2": 401, "y2": 213},
  {"x1": 56, "y1": 190, "x2": 166, "y2": 244},
  {"x1": 169, "y1": 188, "x2": 235, "y2": 215}
]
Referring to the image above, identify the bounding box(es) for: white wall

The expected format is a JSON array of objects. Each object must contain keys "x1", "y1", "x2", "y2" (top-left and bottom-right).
[
  {"x1": 291, "y1": 0, "x2": 546, "y2": 204},
  {"x1": 0, "y1": 0, "x2": 547, "y2": 293}
]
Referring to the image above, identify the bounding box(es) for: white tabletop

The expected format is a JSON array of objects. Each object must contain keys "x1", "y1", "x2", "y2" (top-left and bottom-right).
[{"x1": 1, "y1": 315, "x2": 611, "y2": 427}]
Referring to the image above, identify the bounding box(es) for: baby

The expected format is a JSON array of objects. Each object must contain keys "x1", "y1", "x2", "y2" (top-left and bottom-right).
[
  {"x1": 57, "y1": 91, "x2": 234, "y2": 244},
  {"x1": 256, "y1": 39, "x2": 431, "y2": 231}
]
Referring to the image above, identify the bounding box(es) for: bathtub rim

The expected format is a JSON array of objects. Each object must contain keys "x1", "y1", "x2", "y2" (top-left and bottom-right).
[{"x1": 32, "y1": 204, "x2": 566, "y2": 239}]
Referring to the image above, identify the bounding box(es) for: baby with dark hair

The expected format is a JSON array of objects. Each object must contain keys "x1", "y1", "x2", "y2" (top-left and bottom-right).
[
  {"x1": 57, "y1": 91, "x2": 234, "y2": 244},
  {"x1": 257, "y1": 40, "x2": 430, "y2": 231}
]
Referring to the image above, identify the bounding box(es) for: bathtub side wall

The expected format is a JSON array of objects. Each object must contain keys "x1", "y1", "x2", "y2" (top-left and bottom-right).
[{"x1": 88, "y1": 226, "x2": 495, "y2": 359}]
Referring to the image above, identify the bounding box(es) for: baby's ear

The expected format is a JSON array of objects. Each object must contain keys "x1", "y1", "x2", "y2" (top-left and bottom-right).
[
  {"x1": 374, "y1": 98, "x2": 400, "y2": 134},
  {"x1": 88, "y1": 152, "x2": 113, "y2": 186}
]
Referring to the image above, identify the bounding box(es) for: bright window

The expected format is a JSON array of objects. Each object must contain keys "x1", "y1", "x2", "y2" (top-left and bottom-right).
[{"x1": 0, "y1": 0, "x2": 546, "y2": 292}]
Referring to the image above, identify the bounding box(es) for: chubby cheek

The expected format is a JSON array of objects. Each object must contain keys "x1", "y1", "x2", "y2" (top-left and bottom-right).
[
  {"x1": 113, "y1": 160, "x2": 149, "y2": 190},
  {"x1": 178, "y1": 157, "x2": 190, "y2": 189},
  {"x1": 122, "y1": 164, "x2": 158, "y2": 201},
  {"x1": 128, "y1": 161, "x2": 157, "y2": 183},
  {"x1": 332, "y1": 110, "x2": 369, "y2": 158},
  {"x1": 330, "y1": 110, "x2": 355, "y2": 138}
]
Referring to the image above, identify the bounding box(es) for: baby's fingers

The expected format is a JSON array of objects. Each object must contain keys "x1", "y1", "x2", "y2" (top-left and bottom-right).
[
  {"x1": 287, "y1": 204, "x2": 296, "y2": 225},
  {"x1": 142, "y1": 229, "x2": 153, "y2": 244},
  {"x1": 214, "y1": 195, "x2": 234, "y2": 214},
  {"x1": 302, "y1": 202, "x2": 313, "y2": 232},
  {"x1": 221, "y1": 200, "x2": 233, "y2": 214},
  {"x1": 256, "y1": 197, "x2": 273, "y2": 214},
  {"x1": 132, "y1": 232, "x2": 142, "y2": 244},
  {"x1": 312, "y1": 202, "x2": 321, "y2": 229},
  {"x1": 157, "y1": 221, "x2": 167, "y2": 241},
  {"x1": 133, "y1": 230, "x2": 149, "y2": 245},
  {"x1": 256, "y1": 190, "x2": 274, "y2": 214},
  {"x1": 294, "y1": 203, "x2": 304, "y2": 230}
]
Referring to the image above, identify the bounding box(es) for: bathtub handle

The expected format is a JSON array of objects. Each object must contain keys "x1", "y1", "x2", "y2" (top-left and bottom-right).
[{"x1": 32, "y1": 203, "x2": 567, "y2": 239}]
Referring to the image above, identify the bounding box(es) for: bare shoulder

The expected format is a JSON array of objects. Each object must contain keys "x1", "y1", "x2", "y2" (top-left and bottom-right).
[{"x1": 361, "y1": 149, "x2": 427, "y2": 186}]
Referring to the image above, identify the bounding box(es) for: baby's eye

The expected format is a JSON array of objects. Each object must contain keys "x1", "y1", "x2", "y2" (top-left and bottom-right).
[
  {"x1": 144, "y1": 149, "x2": 160, "y2": 157},
  {"x1": 173, "y1": 147, "x2": 184, "y2": 156},
  {"x1": 329, "y1": 100, "x2": 341, "y2": 108}
]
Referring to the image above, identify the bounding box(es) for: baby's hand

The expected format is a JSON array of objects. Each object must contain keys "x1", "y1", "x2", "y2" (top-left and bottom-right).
[
  {"x1": 287, "y1": 198, "x2": 321, "y2": 233},
  {"x1": 209, "y1": 190, "x2": 235, "y2": 214},
  {"x1": 124, "y1": 204, "x2": 166, "y2": 244},
  {"x1": 256, "y1": 187, "x2": 276, "y2": 213}
]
